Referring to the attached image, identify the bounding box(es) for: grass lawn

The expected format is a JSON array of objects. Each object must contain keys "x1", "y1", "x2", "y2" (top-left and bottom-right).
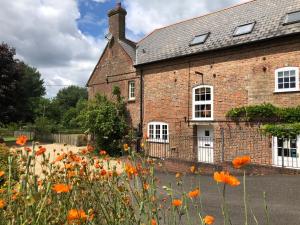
[{"x1": 3, "y1": 136, "x2": 17, "y2": 142}]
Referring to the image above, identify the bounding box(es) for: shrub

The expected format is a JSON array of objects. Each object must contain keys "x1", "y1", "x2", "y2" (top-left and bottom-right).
[{"x1": 77, "y1": 89, "x2": 128, "y2": 155}]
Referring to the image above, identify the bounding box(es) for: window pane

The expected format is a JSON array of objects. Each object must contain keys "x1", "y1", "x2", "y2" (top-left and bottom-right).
[
  {"x1": 278, "y1": 72, "x2": 283, "y2": 78},
  {"x1": 162, "y1": 125, "x2": 168, "y2": 140},
  {"x1": 284, "y1": 71, "x2": 289, "y2": 76},
  {"x1": 284, "y1": 83, "x2": 289, "y2": 88},
  {"x1": 278, "y1": 84, "x2": 283, "y2": 89},
  {"x1": 291, "y1": 149, "x2": 297, "y2": 158},
  {"x1": 234, "y1": 23, "x2": 255, "y2": 36},
  {"x1": 156, "y1": 125, "x2": 160, "y2": 139},
  {"x1": 278, "y1": 148, "x2": 283, "y2": 156},
  {"x1": 290, "y1": 76, "x2": 296, "y2": 82},
  {"x1": 290, "y1": 83, "x2": 296, "y2": 88},
  {"x1": 149, "y1": 125, "x2": 154, "y2": 139},
  {"x1": 290, "y1": 70, "x2": 296, "y2": 76}
]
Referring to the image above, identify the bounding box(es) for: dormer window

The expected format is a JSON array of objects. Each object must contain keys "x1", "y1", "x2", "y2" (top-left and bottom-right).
[
  {"x1": 284, "y1": 11, "x2": 300, "y2": 25},
  {"x1": 233, "y1": 22, "x2": 255, "y2": 36},
  {"x1": 192, "y1": 85, "x2": 213, "y2": 121},
  {"x1": 190, "y1": 33, "x2": 210, "y2": 46}
]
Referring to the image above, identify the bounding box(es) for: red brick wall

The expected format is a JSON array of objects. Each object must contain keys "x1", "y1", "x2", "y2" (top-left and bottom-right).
[
  {"x1": 141, "y1": 35, "x2": 300, "y2": 135},
  {"x1": 87, "y1": 40, "x2": 140, "y2": 129}
]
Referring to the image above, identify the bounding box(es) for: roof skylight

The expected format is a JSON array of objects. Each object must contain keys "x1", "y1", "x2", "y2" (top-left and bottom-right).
[
  {"x1": 284, "y1": 11, "x2": 300, "y2": 25},
  {"x1": 190, "y1": 33, "x2": 210, "y2": 46},
  {"x1": 233, "y1": 22, "x2": 255, "y2": 36}
]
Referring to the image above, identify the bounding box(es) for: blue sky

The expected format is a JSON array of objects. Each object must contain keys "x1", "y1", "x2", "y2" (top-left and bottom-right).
[
  {"x1": 77, "y1": 0, "x2": 114, "y2": 38},
  {"x1": 0, "y1": 0, "x2": 245, "y2": 97}
]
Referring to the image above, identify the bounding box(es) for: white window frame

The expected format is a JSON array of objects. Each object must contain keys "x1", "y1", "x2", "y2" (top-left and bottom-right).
[
  {"x1": 128, "y1": 81, "x2": 135, "y2": 100},
  {"x1": 147, "y1": 122, "x2": 169, "y2": 143},
  {"x1": 192, "y1": 85, "x2": 214, "y2": 121},
  {"x1": 275, "y1": 67, "x2": 299, "y2": 93}
]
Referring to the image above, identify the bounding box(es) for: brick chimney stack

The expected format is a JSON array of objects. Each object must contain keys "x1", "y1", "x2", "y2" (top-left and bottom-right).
[{"x1": 108, "y1": 2, "x2": 127, "y2": 40}]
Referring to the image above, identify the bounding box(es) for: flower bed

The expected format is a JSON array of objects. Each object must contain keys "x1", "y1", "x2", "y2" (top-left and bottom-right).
[{"x1": 0, "y1": 136, "x2": 268, "y2": 224}]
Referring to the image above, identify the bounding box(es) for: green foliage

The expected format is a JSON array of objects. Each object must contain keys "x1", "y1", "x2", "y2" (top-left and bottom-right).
[
  {"x1": 0, "y1": 144, "x2": 18, "y2": 186},
  {"x1": 226, "y1": 103, "x2": 279, "y2": 122},
  {"x1": 77, "y1": 93, "x2": 128, "y2": 155},
  {"x1": 261, "y1": 123, "x2": 300, "y2": 137},
  {"x1": 0, "y1": 43, "x2": 45, "y2": 124},
  {"x1": 55, "y1": 85, "x2": 87, "y2": 110},
  {"x1": 227, "y1": 103, "x2": 300, "y2": 136}
]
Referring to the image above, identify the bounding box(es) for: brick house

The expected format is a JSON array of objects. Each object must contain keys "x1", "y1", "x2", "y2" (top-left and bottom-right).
[{"x1": 87, "y1": 0, "x2": 300, "y2": 168}]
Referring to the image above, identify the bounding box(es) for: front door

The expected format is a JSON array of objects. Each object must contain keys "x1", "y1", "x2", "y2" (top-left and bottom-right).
[
  {"x1": 273, "y1": 136, "x2": 300, "y2": 168},
  {"x1": 197, "y1": 126, "x2": 214, "y2": 163}
]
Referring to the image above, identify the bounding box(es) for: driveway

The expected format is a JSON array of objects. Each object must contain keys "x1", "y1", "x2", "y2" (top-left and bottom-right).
[{"x1": 155, "y1": 172, "x2": 300, "y2": 225}]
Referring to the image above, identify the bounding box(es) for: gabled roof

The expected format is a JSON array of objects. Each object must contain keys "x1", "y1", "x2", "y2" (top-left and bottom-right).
[
  {"x1": 136, "y1": 0, "x2": 300, "y2": 65},
  {"x1": 118, "y1": 39, "x2": 136, "y2": 62}
]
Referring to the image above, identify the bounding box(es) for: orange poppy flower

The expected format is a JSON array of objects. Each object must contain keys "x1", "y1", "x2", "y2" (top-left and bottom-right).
[
  {"x1": 100, "y1": 169, "x2": 107, "y2": 176},
  {"x1": 67, "y1": 209, "x2": 88, "y2": 222},
  {"x1": 0, "y1": 171, "x2": 4, "y2": 178},
  {"x1": 203, "y1": 215, "x2": 215, "y2": 224},
  {"x1": 175, "y1": 173, "x2": 181, "y2": 178},
  {"x1": 123, "y1": 144, "x2": 129, "y2": 151},
  {"x1": 52, "y1": 184, "x2": 71, "y2": 193},
  {"x1": 16, "y1": 135, "x2": 28, "y2": 146},
  {"x1": 36, "y1": 146, "x2": 46, "y2": 156},
  {"x1": 99, "y1": 150, "x2": 107, "y2": 155},
  {"x1": 190, "y1": 165, "x2": 196, "y2": 173},
  {"x1": 125, "y1": 163, "x2": 137, "y2": 178},
  {"x1": 0, "y1": 199, "x2": 5, "y2": 209},
  {"x1": 232, "y1": 156, "x2": 251, "y2": 169},
  {"x1": 214, "y1": 171, "x2": 240, "y2": 186},
  {"x1": 55, "y1": 153, "x2": 66, "y2": 162},
  {"x1": 87, "y1": 144, "x2": 94, "y2": 152},
  {"x1": 65, "y1": 163, "x2": 74, "y2": 170},
  {"x1": 143, "y1": 183, "x2": 150, "y2": 190},
  {"x1": 188, "y1": 188, "x2": 200, "y2": 198},
  {"x1": 68, "y1": 171, "x2": 76, "y2": 178},
  {"x1": 151, "y1": 219, "x2": 157, "y2": 225},
  {"x1": 80, "y1": 148, "x2": 88, "y2": 155},
  {"x1": 172, "y1": 199, "x2": 182, "y2": 207}
]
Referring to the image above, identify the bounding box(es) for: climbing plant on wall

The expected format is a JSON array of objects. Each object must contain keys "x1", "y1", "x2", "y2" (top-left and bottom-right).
[{"x1": 226, "y1": 103, "x2": 300, "y2": 137}]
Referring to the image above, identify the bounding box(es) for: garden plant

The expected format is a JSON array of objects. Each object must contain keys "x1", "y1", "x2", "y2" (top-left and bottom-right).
[{"x1": 0, "y1": 135, "x2": 268, "y2": 225}]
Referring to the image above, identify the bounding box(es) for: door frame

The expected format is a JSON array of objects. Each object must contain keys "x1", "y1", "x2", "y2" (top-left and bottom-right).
[{"x1": 197, "y1": 125, "x2": 214, "y2": 163}]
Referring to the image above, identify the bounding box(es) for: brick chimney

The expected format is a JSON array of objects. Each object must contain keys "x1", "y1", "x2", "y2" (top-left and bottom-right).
[{"x1": 108, "y1": 2, "x2": 127, "y2": 40}]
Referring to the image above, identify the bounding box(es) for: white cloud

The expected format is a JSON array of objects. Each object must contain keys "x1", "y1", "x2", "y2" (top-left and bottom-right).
[
  {"x1": 0, "y1": 0, "x2": 106, "y2": 98},
  {"x1": 124, "y1": 0, "x2": 247, "y2": 40}
]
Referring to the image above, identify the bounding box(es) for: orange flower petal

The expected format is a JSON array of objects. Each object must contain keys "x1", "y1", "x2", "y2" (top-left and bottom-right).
[
  {"x1": 172, "y1": 199, "x2": 182, "y2": 207},
  {"x1": 232, "y1": 156, "x2": 251, "y2": 169},
  {"x1": 203, "y1": 215, "x2": 215, "y2": 224}
]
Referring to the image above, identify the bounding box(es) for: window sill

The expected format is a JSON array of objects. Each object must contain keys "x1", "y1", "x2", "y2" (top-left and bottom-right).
[
  {"x1": 273, "y1": 90, "x2": 300, "y2": 94},
  {"x1": 146, "y1": 139, "x2": 169, "y2": 144},
  {"x1": 127, "y1": 98, "x2": 136, "y2": 103}
]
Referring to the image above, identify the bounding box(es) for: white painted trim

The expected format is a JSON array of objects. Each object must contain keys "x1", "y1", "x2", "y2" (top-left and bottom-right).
[
  {"x1": 274, "y1": 67, "x2": 299, "y2": 93},
  {"x1": 192, "y1": 85, "x2": 214, "y2": 121},
  {"x1": 147, "y1": 122, "x2": 169, "y2": 143},
  {"x1": 128, "y1": 80, "x2": 136, "y2": 100}
]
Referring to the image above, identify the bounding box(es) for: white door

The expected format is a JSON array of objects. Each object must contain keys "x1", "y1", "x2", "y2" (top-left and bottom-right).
[
  {"x1": 273, "y1": 136, "x2": 300, "y2": 169},
  {"x1": 197, "y1": 126, "x2": 214, "y2": 163}
]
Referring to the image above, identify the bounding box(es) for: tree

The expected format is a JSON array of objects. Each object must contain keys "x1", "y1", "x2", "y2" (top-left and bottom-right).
[
  {"x1": 0, "y1": 43, "x2": 21, "y2": 124},
  {"x1": 55, "y1": 85, "x2": 88, "y2": 110},
  {"x1": 77, "y1": 88, "x2": 128, "y2": 155},
  {"x1": 15, "y1": 62, "x2": 46, "y2": 122},
  {"x1": 0, "y1": 43, "x2": 45, "y2": 124}
]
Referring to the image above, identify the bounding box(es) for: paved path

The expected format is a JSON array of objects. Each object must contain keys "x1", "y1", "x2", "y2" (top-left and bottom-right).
[{"x1": 155, "y1": 172, "x2": 300, "y2": 225}]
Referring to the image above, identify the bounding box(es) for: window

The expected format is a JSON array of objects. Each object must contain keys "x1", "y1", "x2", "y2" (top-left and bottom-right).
[
  {"x1": 233, "y1": 22, "x2": 255, "y2": 36},
  {"x1": 190, "y1": 33, "x2": 210, "y2": 46},
  {"x1": 284, "y1": 11, "x2": 300, "y2": 25},
  {"x1": 128, "y1": 81, "x2": 135, "y2": 100},
  {"x1": 192, "y1": 85, "x2": 213, "y2": 121},
  {"x1": 147, "y1": 122, "x2": 169, "y2": 142},
  {"x1": 277, "y1": 137, "x2": 297, "y2": 158},
  {"x1": 275, "y1": 67, "x2": 299, "y2": 92}
]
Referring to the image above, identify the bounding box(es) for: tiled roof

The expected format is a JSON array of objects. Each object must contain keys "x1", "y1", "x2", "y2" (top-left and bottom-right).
[
  {"x1": 119, "y1": 39, "x2": 136, "y2": 62},
  {"x1": 135, "y1": 0, "x2": 300, "y2": 65}
]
